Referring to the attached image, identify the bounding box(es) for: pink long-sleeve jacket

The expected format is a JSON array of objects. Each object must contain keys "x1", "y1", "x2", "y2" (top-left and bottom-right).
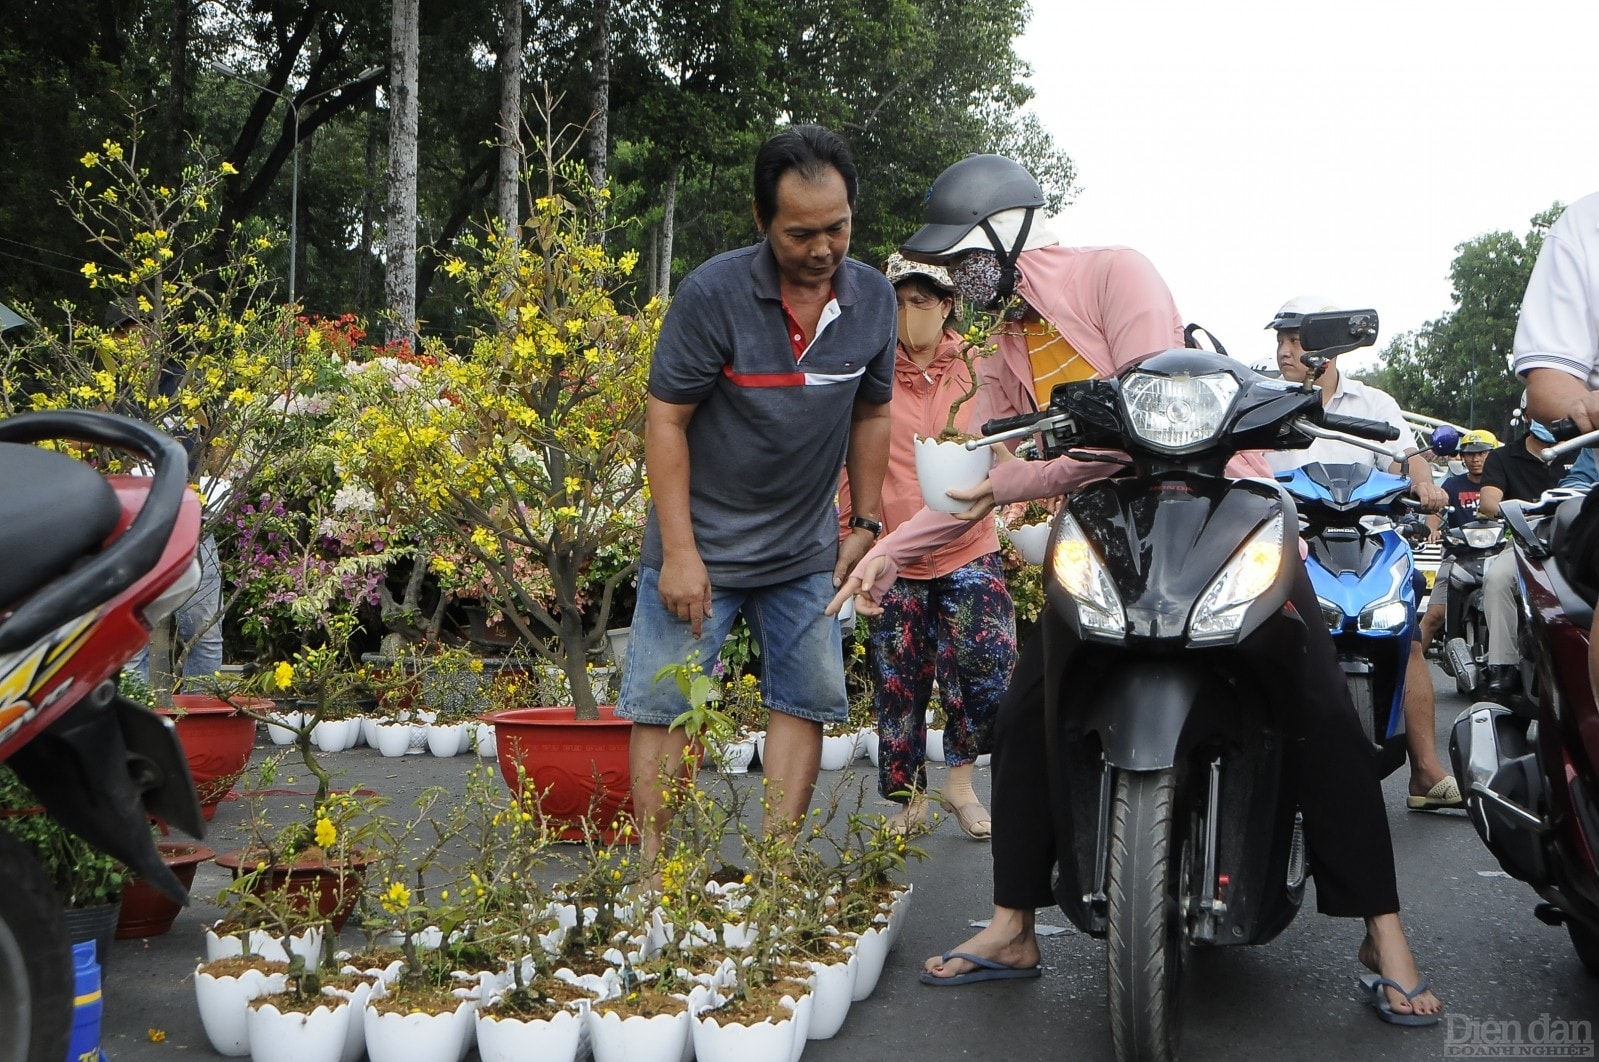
[{"x1": 850, "y1": 243, "x2": 1270, "y2": 595}]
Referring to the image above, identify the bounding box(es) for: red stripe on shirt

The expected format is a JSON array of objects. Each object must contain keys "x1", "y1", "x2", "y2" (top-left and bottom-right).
[{"x1": 722, "y1": 365, "x2": 807, "y2": 387}]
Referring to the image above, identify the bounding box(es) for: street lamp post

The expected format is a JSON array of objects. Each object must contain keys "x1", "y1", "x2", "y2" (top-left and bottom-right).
[{"x1": 211, "y1": 64, "x2": 381, "y2": 305}]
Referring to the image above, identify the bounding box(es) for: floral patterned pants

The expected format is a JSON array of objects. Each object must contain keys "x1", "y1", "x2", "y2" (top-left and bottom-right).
[{"x1": 869, "y1": 551, "x2": 1018, "y2": 803}]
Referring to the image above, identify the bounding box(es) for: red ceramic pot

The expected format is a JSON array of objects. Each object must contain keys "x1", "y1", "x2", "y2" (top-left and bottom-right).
[
  {"x1": 213, "y1": 847, "x2": 370, "y2": 931},
  {"x1": 488, "y1": 705, "x2": 634, "y2": 842},
  {"x1": 115, "y1": 841, "x2": 216, "y2": 939},
  {"x1": 160, "y1": 695, "x2": 267, "y2": 820}
]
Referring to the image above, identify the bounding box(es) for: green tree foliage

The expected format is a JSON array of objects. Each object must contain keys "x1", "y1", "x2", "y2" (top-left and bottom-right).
[
  {"x1": 1360, "y1": 205, "x2": 1563, "y2": 437},
  {"x1": 0, "y1": 0, "x2": 1069, "y2": 327}
]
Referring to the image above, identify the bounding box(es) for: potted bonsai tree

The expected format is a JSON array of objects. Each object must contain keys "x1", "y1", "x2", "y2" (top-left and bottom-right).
[{"x1": 333, "y1": 139, "x2": 664, "y2": 836}]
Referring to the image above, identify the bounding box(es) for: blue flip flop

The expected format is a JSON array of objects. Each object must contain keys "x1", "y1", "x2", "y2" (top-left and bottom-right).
[
  {"x1": 919, "y1": 951, "x2": 1042, "y2": 987},
  {"x1": 1359, "y1": 972, "x2": 1441, "y2": 1026}
]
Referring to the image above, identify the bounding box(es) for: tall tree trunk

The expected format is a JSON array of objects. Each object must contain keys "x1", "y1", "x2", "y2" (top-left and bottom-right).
[
  {"x1": 385, "y1": 0, "x2": 420, "y2": 348},
  {"x1": 587, "y1": 0, "x2": 610, "y2": 194},
  {"x1": 649, "y1": 224, "x2": 658, "y2": 296},
  {"x1": 496, "y1": 0, "x2": 522, "y2": 239},
  {"x1": 357, "y1": 113, "x2": 379, "y2": 315},
  {"x1": 659, "y1": 160, "x2": 681, "y2": 298},
  {"x1": 164, "y1": 0, "x2": 190, "y2": 183}
]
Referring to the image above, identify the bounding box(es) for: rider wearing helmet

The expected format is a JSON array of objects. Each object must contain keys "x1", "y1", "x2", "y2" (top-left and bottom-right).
[
  {"x1": 830, "y1": 155, "x2": 1442, "y2": 1023},
  {"x1": 1268, "y1": 297, "x2": 1457, "y2": 813},
  {"x1": 1416, "y1": 428, "x2": 1495, "y2": 686}
]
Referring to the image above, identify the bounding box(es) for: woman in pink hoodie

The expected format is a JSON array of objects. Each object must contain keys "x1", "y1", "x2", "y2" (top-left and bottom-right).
[
  {"x1": 838, "y1": 256, "x2": 1017, "y2": 837},
  {"x1": 829, "y1": 155, "x2": 1441, "y2": 1026}
]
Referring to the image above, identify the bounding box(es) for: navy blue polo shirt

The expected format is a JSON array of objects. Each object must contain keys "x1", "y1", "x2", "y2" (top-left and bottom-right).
[{"x1": 643, "y1": 240, "x2": 897, "y2": 587}]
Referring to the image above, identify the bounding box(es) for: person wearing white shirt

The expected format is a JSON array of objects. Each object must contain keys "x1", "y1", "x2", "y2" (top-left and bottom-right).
[
  {"x1": 1265, "y1": 296, "x2": 1457, "y2": 812},
  {"x1": 1512, "y1": 191, "x2": 1599, "y2": 701}
]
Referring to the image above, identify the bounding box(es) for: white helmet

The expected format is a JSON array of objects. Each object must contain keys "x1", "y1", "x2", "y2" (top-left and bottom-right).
[{"x1": 1265, "y1": 294, "x2": 1340, "y2": 331}]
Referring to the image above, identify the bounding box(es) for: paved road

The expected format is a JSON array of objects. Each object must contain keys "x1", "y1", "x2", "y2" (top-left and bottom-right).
[{"x1": 100, "y1": 662, "x2": 1598, "y2": 1061}]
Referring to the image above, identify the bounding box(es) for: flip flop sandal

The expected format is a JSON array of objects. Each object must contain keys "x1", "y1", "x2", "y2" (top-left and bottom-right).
[
  {"x1": 1406, "y1": 775, "x2": 1464, "y2": 811},
  {"x1": 920, "y1": 951, "x2": 1041, "y2": 987},
  {"x1": 1359, "y1": 972, "x2": 1442, "y2": 1026}
]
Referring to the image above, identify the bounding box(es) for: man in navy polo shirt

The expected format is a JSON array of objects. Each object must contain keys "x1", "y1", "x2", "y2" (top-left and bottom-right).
[{"x1": 619, "y1": 124, "x2": 897, "y2": 861}]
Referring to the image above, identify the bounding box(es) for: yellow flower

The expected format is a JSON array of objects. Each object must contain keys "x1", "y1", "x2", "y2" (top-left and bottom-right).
[
  {"x1": 380, "y1": 881, "x2": 412, "y2": 914},
  {"x1": 80, "y1": 262, "x2": 98, "y2": 278},
  {"x1": 273, "y1": 661, "x2": 294, "y2": 690},
  {"x1": 80, "y1": 151, "x2": 100, "y2": 168},
  {"x1": 314, "y1": 815, "x2": 337, "y2": 849},
  {"x1": 147, "y1": 1028, "x2": 167, "y2": 1043},
  {"x1": 219, "y1": 161, "x2": 239, "y2": 176},
  {"x1": 444, "y1": 258, "x2": 466, "y2": 277}
]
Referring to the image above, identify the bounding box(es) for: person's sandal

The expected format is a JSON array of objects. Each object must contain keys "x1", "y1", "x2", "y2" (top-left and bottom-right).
[{"x1": 941, "y1": 799, "x2": 992, "y2": 840}]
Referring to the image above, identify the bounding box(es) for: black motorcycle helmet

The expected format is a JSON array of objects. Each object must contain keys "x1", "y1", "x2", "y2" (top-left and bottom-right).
[{"x1": 900, "y1": 154, "x2": 1049, "y2": 299}]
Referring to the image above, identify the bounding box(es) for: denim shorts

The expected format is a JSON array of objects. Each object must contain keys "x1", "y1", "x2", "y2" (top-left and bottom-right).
[{"x1": 616, "y1": 567, "x2": 848, "y2": 727}]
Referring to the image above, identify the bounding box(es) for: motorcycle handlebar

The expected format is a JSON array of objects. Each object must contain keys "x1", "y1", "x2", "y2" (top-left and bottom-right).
[
  {"x1": 1320, "y1": 413, "x2": 1401, "y2": 442},
  {"x1": 1538, "y1": 418, "x2": 1599, "y2": 464},
  {"x1": 980, "y1": 411, "x2": 1052, "y2": 436}
]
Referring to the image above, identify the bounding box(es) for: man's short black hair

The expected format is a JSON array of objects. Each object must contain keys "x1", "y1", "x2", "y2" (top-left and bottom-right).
[{"x1": 752, "y1": 124, "x2": 857, "y2": 229}]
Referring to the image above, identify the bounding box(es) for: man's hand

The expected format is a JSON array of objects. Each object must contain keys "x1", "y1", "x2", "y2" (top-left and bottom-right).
[
  {"x1": 826, "y1": 555, "x2": 888, "y2": 618},
  {"x1": 1412, "y1": 480, "x2": 1447, "y2": 514},
  {"x1": 658, "y1": 552, "x2": 713, "y2": 637},
  {"x1": 834, "y1": 528, "x2": 875, "y2": 588}
]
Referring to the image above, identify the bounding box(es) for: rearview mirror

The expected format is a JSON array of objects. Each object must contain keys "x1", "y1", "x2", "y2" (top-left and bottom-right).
[{"x1": 1297, "y1": 310, "x2": 1379, "y2": 355}]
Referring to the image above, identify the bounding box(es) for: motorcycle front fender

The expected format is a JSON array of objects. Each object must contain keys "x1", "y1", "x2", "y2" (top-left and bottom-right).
[{"x1": 1081, "y1": 661, "x2": 1218, "y2": 771}]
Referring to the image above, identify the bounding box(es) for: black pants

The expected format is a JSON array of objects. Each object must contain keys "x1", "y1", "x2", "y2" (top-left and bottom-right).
[{"x1": 989, "y1": 558, "x2": 1401, "y2": 919}]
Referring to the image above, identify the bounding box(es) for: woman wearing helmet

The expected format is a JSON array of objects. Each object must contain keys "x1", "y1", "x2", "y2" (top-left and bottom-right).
[
  {"x1": 837, "y1": 255, "x2": 1018, "y2": 838},
  {"x1": 828, "y1": 154, "x2": 1441, "y2": 1023}
]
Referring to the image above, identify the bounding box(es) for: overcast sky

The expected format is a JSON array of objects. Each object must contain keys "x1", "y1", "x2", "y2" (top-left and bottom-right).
[{"x1": 1014, "y1": 0, "x2": 1599, "y2": 373}]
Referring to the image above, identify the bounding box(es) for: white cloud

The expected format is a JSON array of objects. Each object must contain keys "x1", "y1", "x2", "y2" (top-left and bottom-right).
[{"x1": 1018, "y1": 0, "x2": 1599, "y2": 376}]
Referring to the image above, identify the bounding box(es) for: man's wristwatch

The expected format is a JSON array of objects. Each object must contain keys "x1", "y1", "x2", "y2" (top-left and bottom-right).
[{"x1": 848, "y1": 516, "x2": 883, "y2": 538}]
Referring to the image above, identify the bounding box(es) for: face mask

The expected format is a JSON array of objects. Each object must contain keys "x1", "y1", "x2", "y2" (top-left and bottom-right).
[
  {"x1": 1530, "y1": 421, "x2": 1556, "y2": 443},
  {"x1": 897, "y1": 304, "x2": 946, "y2": 352},
  {"x1": 950, "y1": 252, "x2": 1004, "y2": 308}
]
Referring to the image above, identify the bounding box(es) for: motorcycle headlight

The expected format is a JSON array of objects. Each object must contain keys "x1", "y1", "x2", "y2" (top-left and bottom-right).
[
  {"x1": 1461, "y1": 526, "x2": 1502, "y2": 550},
  {"x1": 1190, "y1": 514, "x2": 1284, "y2": 640},
  {"x1": 1316, "y1": 596, "x2": 1345, "y2": 631},
  {"x1": 1121, "y1": 370, "x2": 1239, "y2": 450},
  {"x1": 1359, "y1": 599, "x2": 1410, "y2": 632},
  {"x1": 1048, "y1": 513, "x2": 1125, "y2": 638}
]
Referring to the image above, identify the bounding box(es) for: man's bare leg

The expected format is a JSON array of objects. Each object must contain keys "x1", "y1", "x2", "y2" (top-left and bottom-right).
[
  {"x1": 1402, "y1": 640, "x2": 1451, "y2": 797},
  {"x1": 629, "y1": 722, "x2": 691, "y2": 866},
  {"x1": 923, "y1": 905, "x2": 1040, "y2": 979},
  {"x1": 759, "y1": 709, "x2": 822, "y2": 836},
  {"x1": 1359, "y1": 912, "x2": 1443, "y2": 1017}
]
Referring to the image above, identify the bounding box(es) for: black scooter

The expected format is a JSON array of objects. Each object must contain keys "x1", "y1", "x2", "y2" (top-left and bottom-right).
[
  {"x1": 1438, "y1": 516, "x2": 1508, "y2": 695},
  {"x1": 972, "y1": 311, "x2": 1400, "y2": 1061}
]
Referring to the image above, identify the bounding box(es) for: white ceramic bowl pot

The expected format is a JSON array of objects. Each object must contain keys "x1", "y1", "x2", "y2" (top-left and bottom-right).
[
  {"x1": 1007, "y1": 520, "x2": 1052, "y2": 566},
  {"x1": 913, "y1": 436, "x2": 993, "y2": 513}
]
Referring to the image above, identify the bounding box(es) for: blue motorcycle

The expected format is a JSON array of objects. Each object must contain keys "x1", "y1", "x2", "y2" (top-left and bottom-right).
[{"x1": 1278, "y1": 462, "x2": 1417, "y2": 777}]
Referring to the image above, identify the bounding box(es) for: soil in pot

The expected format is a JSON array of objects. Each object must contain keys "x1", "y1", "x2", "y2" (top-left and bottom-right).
[
  {"x1": 481, "y1": 977, "x2": 592, "y2": 1022},
  {"x1": 698, "y1": 980, "x2": 795, "y2": 1027},
  {"x1": 594, "y1": 984, "x2": 686, "y2": 1020}
]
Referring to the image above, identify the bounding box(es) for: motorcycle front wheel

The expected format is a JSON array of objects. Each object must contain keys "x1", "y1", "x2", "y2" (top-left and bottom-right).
[
  {"x1": 0, "y1": 826, "x2": 71, "y2": 1062},
  {"x1": 1106, "y1": 768, "x2": 1187, "y2": 1062}
]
